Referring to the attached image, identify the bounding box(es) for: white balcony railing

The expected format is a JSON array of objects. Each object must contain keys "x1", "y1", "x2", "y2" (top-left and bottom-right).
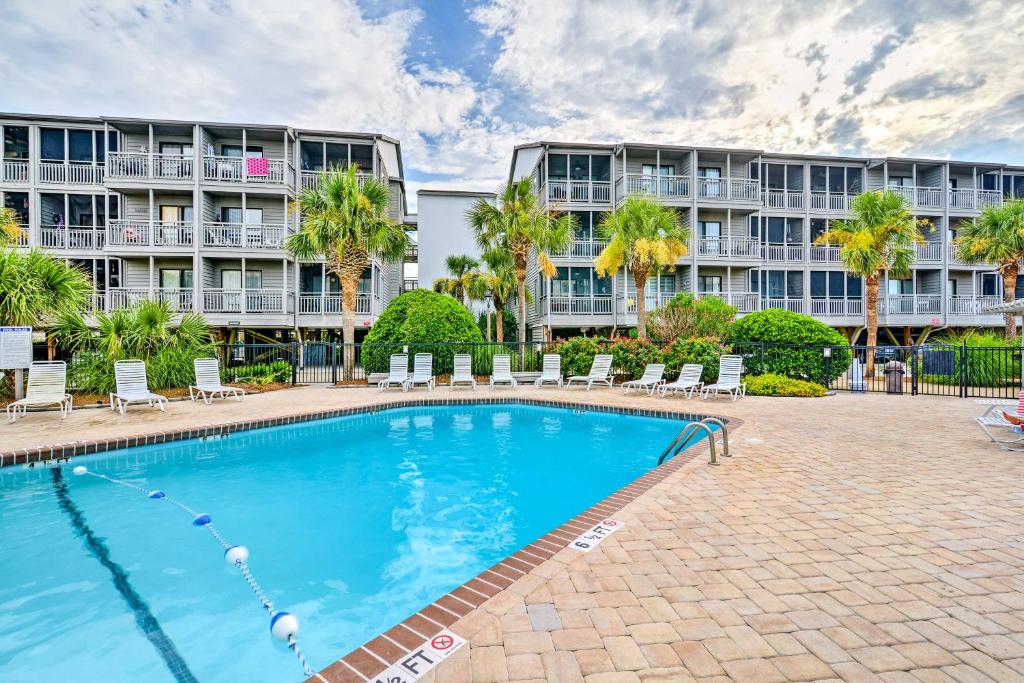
[
  {"x1": 763, "y1": 243, "x2": 805, "y2": 262},
  {"x1": 762, "y1": 189, "x2": 804, "y2": 210},
  {"x1": 809, "y1": 244, "x2": 841, "y2": 262},
  {"x1": 621, "y1": 293, "x2": 674, "y2": 315},
  {"x1": 298, "y1": 293, "x2": 371, "y2": 315},
  {"x1": 948, "y1": 295, "x2": 1003, "y2": 316},
  {"x1": 915, "y1": 242, "x2": 942, "y2": 262},
  {"x1": 9, "y1": 224, "x2": 30, "y2": 248},
  {"x1": 544, "y1": 179, "x2": 612, "y2": 204},
  {"x1": 204, "y1": 288, "x2": 286, "y2": 314},
  {"x1": 203, "y1": 156, "x2": 285, "y2": 184},
  {"x1": 618, "y1": 174, "x2": 691, "y2": 200},
  {"x1": 888, "y1": 186, "x2": 943, "y2": 210},
  {"x1": 551, "y1": 240, "x2": 608, "y2": 259},
  {"x1": 947, "y1": 188, "x2": 1004, "y2": 211},
  {"x1": 203, "y1": 222, "x2": 286, "y2": 250},
  {"x1": 107, "y1": 219, "x2": 193, "y2": 247},
  {"x1": 809, "y1": 192, "x2": 854, "y2": 213},
  {"x1": 761, "y1": 297, "x2": 805, "y2": 314},
  {"x1": 104, "y1": 288, "x2": 193, "y2": 312},
  {"x1": 725, "y1": 292, "x2": 760, "y2": 313},
  {"x1": 105, "y1": 152, "x2": 194, "y2": 180},
  {"x1": 38, "y1": 225, "x2": 105, "y2": 250},
  {"x1": 696, "y1": 237, "x2": 760, "y2": 258},
  {"x1": 2, "y1": 159, "x2": 29, "y2": 182},
  {"x1": 300, "y1": 170, "x2": 379, "y2": 190},
  {"x1": 548, "y1": 294, "x2": 614, "y2": 315},
  {"x1": 810, "y1": 298, "x2": 864, "y2": 317},
  {"x1": 881, "y1": 294, "x2": 942, "y2": 315},
  {"x1": 696, "y1": 177, "x2": 724, "y2": 199},
  {"x1": 37, "y1": 161, "x2": 105, "y2": 185}
]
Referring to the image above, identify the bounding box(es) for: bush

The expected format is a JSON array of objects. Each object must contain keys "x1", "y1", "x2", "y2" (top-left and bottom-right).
[
  {"x1": 222, "y1": 360, "x2": 291, "y2": 384},
  {"x1": 745, "y1": 373, "x2": 827, "y2": 397},
  {"x1": 68, "y1": 346, "x2": 215, "y2": 394},
  {"x1": 549, "y1": 336, "x2": 612, "y2": 377},
  {"x1": 648, "y1": 293, "x2": 737, "y2": 341},
  {"x1": 362, "y1": 290, "x2": 483, "y2": 373},
  {"x1": 477, "y1": 309, "x2": 518, "y2": 342},
  {"x1": 608, "y1": 337, "x2": 664, "y2": 379},
  {"x1": 663, "y1": 337, "x2": 730, "y2": 383},
  {"x1": 726, "y1": 309, "x2": 851, "y2": 384}
]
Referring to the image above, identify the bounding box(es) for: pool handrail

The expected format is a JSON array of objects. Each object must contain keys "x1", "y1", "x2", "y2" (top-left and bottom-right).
[{"x1": 658, "y1": 417, "x2": 727, "y2": 466}]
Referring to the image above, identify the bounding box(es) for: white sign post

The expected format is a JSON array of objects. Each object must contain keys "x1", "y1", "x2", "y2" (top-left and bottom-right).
[{"x1": 0, "y1": 327, "x2": 33, "y2": 400}]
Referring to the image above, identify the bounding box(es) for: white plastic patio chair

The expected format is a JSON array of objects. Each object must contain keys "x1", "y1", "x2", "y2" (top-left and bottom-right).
[
  {"x1": 621, "y1": 363, "x2": 666, "y2": 395},
  {"x1": 378, "y1": 354, "x2": 409, "y2": 392},
  {"x1": 110, "y1": 360, "x2": 167, "y2": 415},
  {"x1": 189, "y1": 358, "x2": 244, "y2": 404},
  {"x1": 490, "y1": 354, "x2": 517, "y2": 389},
  {"x1": 566, "y1": 354, "x2": 614, "y2": 390},
  {"x1": 659, "y1": 364, "x2": 704, "y2": 399},
  {"x1": 407, "y1": 353, "x2": 435, "y2": 391},
  {"x1": 700, "y1": 355, "x2": 746, "y2": 401},
  {"x1": 976, "y1": 413, "x2": 1024, "y2": 451},
  {"x1": 534, "y1": 354, "x2": 563, "y2": 388},
  {"x1": 450, "y1": 353, "x2": 476, "y2": 389},
  {"x1": 6, "y1": 361, "x2": 72, "y2": 423}
]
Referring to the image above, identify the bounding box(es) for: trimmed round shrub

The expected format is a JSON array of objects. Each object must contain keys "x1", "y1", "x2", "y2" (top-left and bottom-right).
[
  {"x1": 745, "y1": 373, "x2": 827, "y2": 397},
  {"x1": 362, "y1": 290, "x2": 483, "y2": 374},
  {"x1": 725, "y1": 309, "x2": 851, "y2": 384},
  {"x1": 663, "y1": 337, "x2": 730, "y2": 383},
  {"x1": 608, "y1": 337, "x2": 664, "y2": 380}
]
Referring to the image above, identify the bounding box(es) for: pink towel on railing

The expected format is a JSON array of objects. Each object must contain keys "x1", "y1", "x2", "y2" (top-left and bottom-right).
[{"x1": 246, "y1": 156, "x2": 269, "y2": 177}]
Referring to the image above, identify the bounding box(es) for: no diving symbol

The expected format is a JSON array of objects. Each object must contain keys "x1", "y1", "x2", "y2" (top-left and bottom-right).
[{"x1": 431, "y1": 634, "x2": 454, "y2": 651}]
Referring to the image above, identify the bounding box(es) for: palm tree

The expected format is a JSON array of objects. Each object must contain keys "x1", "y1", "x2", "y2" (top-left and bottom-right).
[
  {"x1": 432, "y1": 254, "x2": 480, "y2": 305},
  {"x1": 468, "y1": 178, "x2": 574, "y2": 344},
  {"x1": 286, "y1": 165, "x2": 407, "y2": 378},
  {"x1": 0, "y1": 207, "x2": 21, "y2": 246},
  {"x1": 466, "y1": 249, "x2": 522, "y2": 343},
  {"x1": 0, "y1": 248, "x2": 92, "y2": 327},
  {"x1": 955, "y1": 198, "x2": 1024, "y2": 339},
  {"x1": 594, "y1": 196, "x2": 690, "y2": 340},
  {"x1": 815, "y1": 190, "x2": 920, "y2": 363}
]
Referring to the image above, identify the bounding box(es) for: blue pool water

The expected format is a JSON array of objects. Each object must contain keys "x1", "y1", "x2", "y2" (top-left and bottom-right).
[{"x1": 0, "y1": 404, "x2": 686, "y2": 682}]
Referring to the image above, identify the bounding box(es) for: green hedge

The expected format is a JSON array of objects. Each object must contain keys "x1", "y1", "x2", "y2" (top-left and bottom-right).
[
  {"x1": 221, "y1": 360, "x2": 291, "y2": 384},
  {"x1": 745, "y1": 373, "x2": 827, "y2": 397},
  {"x1": 663, "y1": 337, "x2": 730, "y2": 383},
  {"x1": 726, "y1": 309, "x2": 851, "y2": 384}
]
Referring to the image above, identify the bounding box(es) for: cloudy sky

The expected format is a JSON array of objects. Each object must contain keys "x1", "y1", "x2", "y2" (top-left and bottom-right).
[{"x1": 2, "y1": 0, "x2": 1022, "y2": 210}]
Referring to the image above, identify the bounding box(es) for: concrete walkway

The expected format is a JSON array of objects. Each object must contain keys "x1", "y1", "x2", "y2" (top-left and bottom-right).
[{"x1": 4, "y1": 386, "x2": 1024, "y2": 682}]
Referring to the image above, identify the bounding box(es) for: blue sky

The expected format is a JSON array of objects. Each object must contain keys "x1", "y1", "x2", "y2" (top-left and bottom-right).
[{"x1": 2, "y1": 0, "x2": 1023, "y2": 210}]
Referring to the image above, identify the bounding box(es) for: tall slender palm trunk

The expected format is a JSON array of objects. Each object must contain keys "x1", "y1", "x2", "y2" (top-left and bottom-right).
[
  {"x1": 494, "y1": 299, "x2": 505, "y2": 344},
  {"x1": 865, "y1": 273, "x2": 880, "y2": 375},
  {"x1": 515, "y1": 260, "x2": 527, "y2": 348},
  {"x1": 633, "y1": 271, "x2": 649, "y2": 340},
  {"x1": 1002, "y1": 263, "x2": 1019, "y2": 341},
  {"x1": 333, "y1": 248, "x2": 369, "y2": 381}
]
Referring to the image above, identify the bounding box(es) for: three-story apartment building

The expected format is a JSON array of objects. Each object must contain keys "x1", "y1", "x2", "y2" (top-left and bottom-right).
[
  {"x1": 1, "y1": 113, "x2": 409, "y2": 343},
  {"x1": 507, "y1": 141, "x2": 1024, "y2": 342}
]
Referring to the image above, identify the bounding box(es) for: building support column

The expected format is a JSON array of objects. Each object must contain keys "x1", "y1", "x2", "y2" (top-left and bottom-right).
[
  {"x1": 241, "y1": 257, "x2": 247, "y2": 314},
  {"x1": 281, "y1": 258, "x2": 288, "y2": 314}
]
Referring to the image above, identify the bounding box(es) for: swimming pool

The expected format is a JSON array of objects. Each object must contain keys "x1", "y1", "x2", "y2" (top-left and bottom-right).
[{"x1": 0, "y1": 403, "x2": 691, "y2": 682}]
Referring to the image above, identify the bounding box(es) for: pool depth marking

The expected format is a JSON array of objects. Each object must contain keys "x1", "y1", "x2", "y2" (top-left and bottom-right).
[
  {"x1": 366, "y1": 629, "x2": 466, "y2": 683},
  {"x1": 50, "y1": 467, "x2": 200, "y2": 683},
  {"x1": 568, "y1": 518, "x2": 624, "y2": 552}
]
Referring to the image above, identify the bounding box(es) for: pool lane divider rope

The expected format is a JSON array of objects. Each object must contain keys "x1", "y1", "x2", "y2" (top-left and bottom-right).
[
  {"x1": 69, "y1": 465, "x2": 316, "y2": 678},
  {"x1": 50, "y1": 467, "x2": 200, "y2": 683}
]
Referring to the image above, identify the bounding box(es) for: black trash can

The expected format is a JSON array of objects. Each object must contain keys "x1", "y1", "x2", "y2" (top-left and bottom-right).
[{"x1": 884, "y1": 360, "x2": 906, "y2": 394}]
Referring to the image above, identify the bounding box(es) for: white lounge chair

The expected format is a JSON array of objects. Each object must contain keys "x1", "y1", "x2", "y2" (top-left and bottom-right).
[
  {"x1": 189, "y1": 358, "x2": 244, "y2": 404},
  {"x1": 660, "y1": 363, "x2": 704, "y2": 398},
  {"x1": 378, "y1": 354, "x2": 409, "y2": 392},
  {"x1": 490, "y1": 354, "x2": 517, "y2": 389},
  {"x1": 110, "y1": 360, "x2": 167, "y2": 415},
  {"x1": 407, "y1": 353, "x2": 435, "y2": 391},
  {"x1": 700, "y1": 355, "x2": 746, "y2": 401},
  {"x1": 621, "y1": 363, "x2": 666, "y2": 395},
  {"x1": 566, "y1": 354, "x2": 614, "y2": 390},
  {"x1": 534, "y1": 354, "x2": 563, "y2": 388},
  {"x1": 6, "y1": 361, "x2": 72, "y2": 423},
  {"x1": 450, "y1": 353, "x2": 476, "y2": 389}
]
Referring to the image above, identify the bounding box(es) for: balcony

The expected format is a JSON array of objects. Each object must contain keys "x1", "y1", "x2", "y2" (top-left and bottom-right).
[
  {"x1": 761, "y1": 297, "x2": 805, "y2": 314},
  {"x1": 2, "y1": 159, "x2": 29, "y2": 183},
  {"x1": 107, "y1": 219, "x2": 194, "y2": 247},
  {"x1": 300, "y1": 170, "x2": 379, "y2": 191},
  {"x1": 38, "y1": 225, "x2": 105, "y2": 250},
  {"x1": 107, "y1": 288, "x2": 194, "y2": 312},
  {"x1": 696, "y1": 237, "x2": 760, "y2": 259},
  {"x1": 204, "y1": 288, "x2": 287, "y2": 314},
  {"x1": 888, "y1": 186, "x2": 942, "y2": 210},
  {"x1": 762, "y1": 189, "x2": 804, "y2": 210},
  {"x1": 948, "y1": 188, "x2": 1003, "y2": 212},
  {"x1": 549, "y1": 294, "x2": 613, "y2": 315},
  {"x1": 809, "y1": 245, "x2": 841, "y2": 263},
  {"x1": 298, "y1": 293, "x2": 372, "y2": 315},
  {"x1": 203, "y1": 222, "x2": 286, "y2": 250},
  {"x1": 105, "y1": 152, "x2": 194, "y2": 181},
  {"x1": 203, "y1": 156, "x2": 286, "y2": 184},
  {"x1": 881, "y1": 294, "x2": 941, "y2": 316},
  {"x1": 9, "y1": 224, "x2": 30, "y2": 248},
  {"x1": 763, "y1": 243, "x2": 805, "y2": 262},
  {"x1": 551, "y1": 240, "x2": 608, "y2": 259},
  {"x1": 620, "y1": 293, "x2": 674, "y2": 315},
  {"x1": 810, "y1": 298, "x2": 864, "y2": 317},
  {"x1": 948, "y1": 295, "x2": 1003, "y2": 316},
  {"x1": 695, "y1": 177, "x2": 760, "y2": 202},
  {"x1": 616, "y1": 174, "x2": 690, "y2": 201},
  {"x1": 809, "y1": 192, "x2": 854, "y2": 213},
  {"x1": 543, "y1": 179, "x2": 611, "y2": 204},
  {"x1": 38, "y1": 161, "x2": 104, "y2": 185},
  {"x1": 915, "y1": 242, "x2": 942, "y2": 263},
  {"x1": 695, "y1": 291, "x2": 760, "y2": 314}
]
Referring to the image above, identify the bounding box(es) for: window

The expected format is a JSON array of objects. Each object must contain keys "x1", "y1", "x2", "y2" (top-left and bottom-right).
[
  {"x1": 3, "y1": 192, "x2": 29, "y2": 224},
  {"x1": 222, "y1": 145, "x2": 263, "y2": 158},
  {"x1": 594, "y1": 273, "x2": 612, "y2": 296},
  {"x1": 569, "y1": 211, "x2": 595, "y2": 240},
  {"x1": 548, "y1": 154, "x2": 568, "y2": 180},
  {"x1": 887, "y1": 279, "x2": 913, "y2": 295},
  {"x1": 326, "y1": 142, "x2": 349, "y2": 169},
  {"x1": 758, "y1": 270, "x2": 801, "y2": 298},
  {"x1": 810, "y1": 271, "x2": 826, "y2": 298},
  {"x1": 846, "y1": 275, "x2": 862, "y2": 299},
  {"x1": 888, "y1": 175, "x2": 913, "y2": 188},
  {"x1": 810, "y1": 166, "x2": 827, "y2": 193},
  {"x1": 980, "y1": 174, "x2": 998, "y2": 191},
  {"x1": 764, "y1": 164, "x2": 785, "y2": 190},
  {"x1": 642, "y1": 164, "x2": 674, "y2": 176},
  {"x1": 1004, "y1": 175, "x2": 1024, "y2": 198},
  {"x1": 350, "y1": 144, "x2": 373, "y2": 172},
  {"x1": 827, "y1": 167, "x2": 845, "y2": 194},
  {"x1": 981, "y1": 273, "x2": 999, "y2": 296},
  {"x1": 810, "y1": 218, "x2": 827, "y2": 241},
  {"x1": 698, "y1": 275, "x2": 722, "y2": 293},
  {"x1": 68, "y1": 130, "x2": 94, "y2": 162},
  {"x1": 220, "y1": 207, "x2": 263, "y2": 224},
  {"x1": 300, "y1": 141, "x2": 323, "y2": 170},
  {"x1": 160, "y1": 142, "x2": 193, "y2": 156},
  {"x1": 570, "y1": 267, "x2": 591, "y2": 296},
  {"x1": 699, "y1": 221, "x2": 721, "y2": 238},
  {"x1": 698, "y1": 166, "x2": 721, "y2": 178},
  {"x1": 569, "y1": 155, "x2": 589, "y2": 181},
  {"x1": 220, "y1": 269, "x2": 263, "y2": 289},
  {"x1": 159, "y1": 269, "x2": 193, "y2": 290},
  {"x1": 948, "y1": 279, "x2": 958, "y2": 297},
  {"x1": 590, "y1": 156, "x2": 610, "y2": 182},
  {"x1": 40, "y1": 128, "x2": 65, "y2": 161},
  {"x1": 786, "y1": 165, "x2": 803, "y2": 192},
  {"x1": 3, "y1": 126, "x2": 29, "y2": 160},
  {"x1": 160, "y1": 205, "x2": 193, "y2": 223}
]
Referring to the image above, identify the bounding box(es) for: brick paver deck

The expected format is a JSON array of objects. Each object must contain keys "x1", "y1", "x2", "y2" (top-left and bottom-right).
[{"x1": 4, "y1": 386, "x2": 1024, "y2": 682}]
